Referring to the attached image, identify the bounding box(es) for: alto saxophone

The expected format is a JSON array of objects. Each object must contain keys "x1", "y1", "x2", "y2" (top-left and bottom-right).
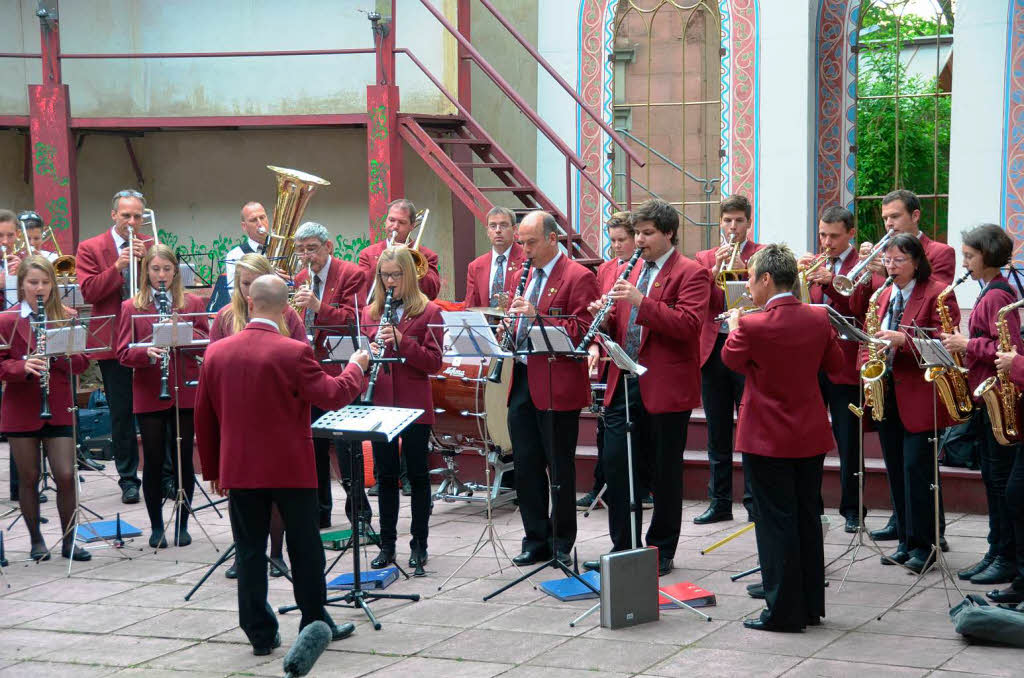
[
  {"x1": 861, "y1": 276, "x2": 894, "y2": 422},
  {"x1": 924, "y1": 272, "x2": 973, "y2": 422},
  {"x1": 974, "y1": 298, "x2": 1024, "y2": 446}
]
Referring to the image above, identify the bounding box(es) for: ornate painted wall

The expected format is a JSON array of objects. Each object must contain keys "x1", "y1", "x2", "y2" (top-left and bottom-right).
[{"x1": 1003, "y1": 0, "x2": 1024, "y2": 262}]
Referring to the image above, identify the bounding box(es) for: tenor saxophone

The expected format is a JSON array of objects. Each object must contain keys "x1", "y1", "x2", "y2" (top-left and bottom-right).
[
  {"x1": 974, "y1": 298, "x2": 1024, "y2": 445},
  {"x1": 924, "y1": 272, "x2": 973, "y2": 422},
  {"x1": 862, "y1": 276, "x2": 894, "y2": 422}
]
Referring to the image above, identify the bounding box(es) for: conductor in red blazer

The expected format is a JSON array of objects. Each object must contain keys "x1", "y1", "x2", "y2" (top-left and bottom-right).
[
  {"x1": 582, "y1": 199, "x2": 710, "y2": 576},
  {"x1": 856, "y1": 235, "x2": 957, "y2": 575},
  {"x1": 693, "y1": 194, "x2": 765, "y2": 524},
  {"x1": 76, "y1": 189, "x2": 151, "y2": 504},
  {"x1": 196, "y1": 274, "x2": 368, "y2": 655},
  {"x1": 721, "y1": 244, "x2": 845, "y2": 632},
  {"x1": 463, "y1": 206, "x2": 528, "y2": 309},
  {"x1": 359, "y1": 199, "x2": 441, "y2": 300},
  {"x1": 800, "y1": 206, "x2": 867, "y2": 534},
  {"x1": 290, "y1": 221, "x2": 365, "y2": 528},
  {"x1": 505, "y1": 210, "x2": 599, "y2": 566}
]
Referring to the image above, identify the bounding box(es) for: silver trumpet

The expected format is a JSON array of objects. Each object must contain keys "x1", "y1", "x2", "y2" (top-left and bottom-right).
[{"x1": 832, "y1": 229, "x2": 895, "y2": 296}]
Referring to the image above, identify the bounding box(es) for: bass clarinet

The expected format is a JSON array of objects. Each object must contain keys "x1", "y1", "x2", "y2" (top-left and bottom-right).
[
  {"x1": 574, "y1": 248, "x2": 643, "y2": 352},
  {"x1": 363, "y1": 286, "x2": 394, "y2": 404},
  {"x1": 156, "y1": 281, "x2": 172, "y2": 401},
  {"x1": 33, "y1": 295, "x2": 52, "y2": 420},
  {"x1": 486, "y1": 258, "x2": 533, "y2": 383}
]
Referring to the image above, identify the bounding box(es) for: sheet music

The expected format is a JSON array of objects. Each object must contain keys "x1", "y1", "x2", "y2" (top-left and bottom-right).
[
  {"x1": 724, "y1": 281, "x2": 755, "y2": 311},
  {"x1": 527, "y1": 325, "x2": 574, "y2": 352},
  {"x1": 601, "y1": 335, "x2": 647, "y2": 376},
  {"x1": 4, "y1": 275, "x2": 16, "y2": 311},
  {"x1": 440, "y1": 310, "x2": 504, "y2": 357},
  {"x1": 912, "y1": 337, "x2": 957, "y2": 369},
  {"x1": 43, "y1": 325, "x2": 88, "y2": 355},
  {"x1": 325, "y1": 334, "x2": 371, "y2": 361},
  {"x1": 153, "y1": 321, "x2": 196, "y2": 347}
]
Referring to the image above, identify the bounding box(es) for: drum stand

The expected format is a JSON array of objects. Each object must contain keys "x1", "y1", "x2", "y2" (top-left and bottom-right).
[{"x1": 431, "y1": 447, "x2": 515, "y2": 506}]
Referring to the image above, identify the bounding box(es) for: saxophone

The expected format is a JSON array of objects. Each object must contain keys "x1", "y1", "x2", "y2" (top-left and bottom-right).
[
  {"x1": 924, "y1": 272, "x2": 973, "y2": 422},
  {"x1": 861, "y1": 276, "x2": 894, "y2": 422},
  {"x1": 974, "y1": 298, "x2": 1024, "y2": 446}
]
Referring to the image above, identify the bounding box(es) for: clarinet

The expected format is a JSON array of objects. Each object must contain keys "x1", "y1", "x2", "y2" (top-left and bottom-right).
[
  {"x1": 156, "y1": 281, "x2": 172, "y2": 401},
  {"x1": 486, "y1": 258, "x2": 533, "y2": 383},
  {"x1": 34, "y1": 295, "x2": 52, "y2": 420},
  {"x1": 574, "y1": 248, "x2": 643, "y2": 352},
  {"x1": 363, "y1": 286, "x2": 394, "y2": 404}
]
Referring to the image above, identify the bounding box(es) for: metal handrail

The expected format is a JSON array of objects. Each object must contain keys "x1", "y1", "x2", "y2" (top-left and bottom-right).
[
  {"x1": 616, "y1": 128, "x2": 720, "y2": 194},
  {"x1": 2, "y1": 48, "x2": 376, "y2": 60}
]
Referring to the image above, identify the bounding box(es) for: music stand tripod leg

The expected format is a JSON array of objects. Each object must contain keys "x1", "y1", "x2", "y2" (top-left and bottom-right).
[{"x1": 184, "y1": 542, "x2": 237, "y2": 601}]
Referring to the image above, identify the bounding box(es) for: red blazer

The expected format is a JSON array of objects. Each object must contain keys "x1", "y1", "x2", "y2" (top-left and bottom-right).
[
  {"x1": 294, "y1": 257, "x2": 363, "y2": 376},
  {"x1": 464, "y1": 243, "x2": 528, "y2": 308},
  {"x1": 965, "y1": 274, "x2": 1023, "y2": 396},
  {"x1": 603, "y1": 251, "x2": 709, "y2": 413},
  {"x1": 77, "y1": 230, "x2": 151, "y2": 360},
  {"x1": 195, "y1": 322, "x2": 366, "y2": 489},
  {"x1": 694, "y1": 240, "x2": 765, "y2": 366},
  {"x1": 920, "y1": 233, "x2": 955, "y2": 285},
  {"x1": 857, "y1": 278, "x2": 959, "y2": 433},
  {"x1": 721, "y1": 295, "x2": 844, "y2": 458},
  {"x1": 0, "y1": 309, "x2": 89, "y2": 431},
  {"x1": 1009, "y1": 354, "x2": 1024, "y2": 389},
  {"x1": 210, "y1": 305, "x2": 306, "y2": 343},
  {"x1": 116, "y1": 293, "x2": 210, "y2": 414},
  {"x1": 808, "y1": 250, "x2": 863, "y2": 385},
  {"x1": 508, "y1": 255, "x2": 599, "y2": 412},
  {"x1": 358, "y1": 240, "x2": 441, "y2": 300},
  {"x1": 360, "y1": 301, "x2": 444, "y2": 425}
]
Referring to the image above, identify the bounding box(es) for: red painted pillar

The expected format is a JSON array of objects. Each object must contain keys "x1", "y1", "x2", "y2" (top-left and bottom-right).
[
  {"x1": 29, "y1": 2, "x2": 78, "y2": 253},
  {"x1": 449, "y1": 0, "x2": 476, "y2": 299},
  {"x1": 366, "y1": 3, "x2": 403, "y2": 243}
]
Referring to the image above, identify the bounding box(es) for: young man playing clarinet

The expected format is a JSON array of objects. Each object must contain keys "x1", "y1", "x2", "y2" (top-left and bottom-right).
[
  {"x1": 721, "y1": 244, "x2": 844, "y2": 632},
  {"x1": 583, "y1": 199, "x2": 710, "y2": 576}
]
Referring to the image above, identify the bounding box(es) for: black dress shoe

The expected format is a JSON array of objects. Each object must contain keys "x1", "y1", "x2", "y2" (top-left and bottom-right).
[
  {"x1": 844, "y1": 516, "x2": 859, "y2": 533},
  {"x1": 747, "y1": 583, "x2": 766, "y2": 599},
  {"x1": 805, "y1": 616, "x2": 822, "y2": 627},
  {"x1": 252, "y1": 631, "x2": 281, "y2": 656},
  {"x1": 30, "y1": 543, "x2": 51, "y2": 562},
  {"x1": 939, "y1": 537, "x2": 949, "y2": 553},
  {"x1": 121, "y1": 485, "x2": 140, "y2": 504},
  {"x1": 986, "y1": 584, "x2": 1024, "y2": 604},
  {"x1": 78, "y1": 454, "x2": 105, "y2": 472},
  {"x1": 371, "y1": 548, "x2": 395, "y2": 569},
  {"x1": 743, "y1": 617, "x2": 803, "y2": 633},
  {"x1": 62, "y1": 545, "x2": 92, "y2": 561},
  {"x1": 401, "y1": 478, "x2": 413, "y2": 497},
  {"x1": 694, "y1": 506, "x2": 733, "y2": 525},
  {"x1": 658, "y1": 557, "x2": 673, "y2": 576},
  {"x1": 971, "y1": 556, "x2": 1017, "y2": 585},
  {"x1": 959, "y1": 554, "x2": 995, "y2": 581},
  {"x1": 331, "y1": 621, "x2": 356, "y2": 641},
  {"x1": 149, "y1": 530, "x2": 168, "y2": 549},
  {"x1": 319, "y1": 513, "x2": 332, "y2": 529},
  {"x1": 904, "y1": 554, "x2": 933, "y2": 574},
  {"x1": 880, "y1": 550, "x2": 909, "y2": 566},
  {"x1": 409, "y1": 549, "x2": 428, "y2": 577},
  {"x1": 512, "y1": 549, "x2": 549, "y2": 566},
  {"x1": 367, "y1": 484, "x2": 379, "y2": 496},
  {"x1": 745, "y1": 580, "x2": 762, "y2": 592},
  {"x1": 870, "y1": 524, "x2": 898, "y2": 541},
  {"x1": 225, "y1": 562, "x2": 238, "y2": 579},
  {"x1": 269, "y1": 558, "x2": 287, "y2": 578},
  {"x1": 576, "y1": 491, "x2": 600, "y2": 509},
  {"x1": 174, "y1": 527, "x2": 192, "y2": 547},
  {"x1": 555, "y1": 551, "x2": 573, "y2": 569},
  {"x1": 582, "y1": 559, "x2": 600, "y2": 571}
]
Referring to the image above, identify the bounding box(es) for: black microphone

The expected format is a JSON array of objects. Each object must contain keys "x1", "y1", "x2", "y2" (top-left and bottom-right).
[{"x1": 283, "y1": 620, "x2": 332, "y2": 678}]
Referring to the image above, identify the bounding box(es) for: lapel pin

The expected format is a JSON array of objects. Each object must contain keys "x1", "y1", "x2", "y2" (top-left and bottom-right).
[
  {"x1": 654, "y1": 282, "x2": 662, "y2": 288},
  {"x1": 549, "y1": 287, "x2": 557, "y2": 295}
]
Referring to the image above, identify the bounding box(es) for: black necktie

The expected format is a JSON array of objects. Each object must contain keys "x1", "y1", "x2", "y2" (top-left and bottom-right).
[
  {"x1": 624, "y1": 261, "x2": 657, "y2": 360},
  {"x1": 888, "y1": 290, "x2": 905, "y2": 331},
  {"x1": 120, "y1": 241, "x2": 130, "y2": 300}
]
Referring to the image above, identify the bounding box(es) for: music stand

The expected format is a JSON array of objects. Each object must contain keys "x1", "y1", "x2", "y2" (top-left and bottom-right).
[
  {"x1": 484, "y1": 312, "x2": 599, "y2": 603},
  {"x1": 278, "y1": 405, "x2": 423, "y2": 630}
]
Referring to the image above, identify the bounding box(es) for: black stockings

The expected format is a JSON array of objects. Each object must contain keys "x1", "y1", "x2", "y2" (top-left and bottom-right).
[{"x1": 10, "y1": 437, "x2": 77, "y2": 551}]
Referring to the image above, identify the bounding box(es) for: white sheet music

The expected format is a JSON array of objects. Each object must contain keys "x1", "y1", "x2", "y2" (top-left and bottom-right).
[
  {"x1": 325, "y1": 335, "x2": 372, "y2": 361},
  {"x1": 440, "y1": 310, "x2": 504, "y2": 357},
  {"x1": 913, "y1": 337, "x2": 957, "y2": 368},
  {"x1": 527, "y1": 325, "x2": 574, "y2": 352},
  {"x1": 153, "y1": 321, "x2": 196, "y2": 347},
  {"x1": 43, "y1": 325, "x2": 87, "y2": 355}
]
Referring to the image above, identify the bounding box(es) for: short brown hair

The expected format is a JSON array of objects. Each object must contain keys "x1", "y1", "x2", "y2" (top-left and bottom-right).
[
  {"x1": 631, "y1": 199, "x2": 678, "y2": 246},
  {"x1": 882, "y1": 189, "x2": 921, "y2": 215},
  {"x1": 819, "y1": 205, "x2": 853, "y2": 232},
  {"x1": 605, "y1": 211, "x2": 634, "y2": 237},
  {"x1": 720, "y1": 194, "x2": 751, "y2": 219},
  {"x1": 962, "y1": 224, "x2": 1013, "y2": 269},
  {"x1": 0, "y1": 209, "x2": 17, "y2": 225}
]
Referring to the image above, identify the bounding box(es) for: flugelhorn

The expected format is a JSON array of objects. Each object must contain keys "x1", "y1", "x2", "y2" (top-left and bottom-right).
[
  {"x1": 715, "y1": 233, "x2": 745, "y2": 290},
  {"x1": 833, "y1": 229, "x2": 894, "y2": 296}
]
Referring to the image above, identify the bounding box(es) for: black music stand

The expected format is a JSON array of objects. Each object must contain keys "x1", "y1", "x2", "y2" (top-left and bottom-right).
[
  {"x1": 277, "y1": 405, "x2": 423, "y2": 630},
  {"x1": 484, "y1": 313, "x2": 599, "y2": 602}
]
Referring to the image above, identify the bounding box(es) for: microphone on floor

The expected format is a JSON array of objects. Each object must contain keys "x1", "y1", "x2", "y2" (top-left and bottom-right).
[{"x1": 283, "y1": 620, "x2": 332, "y2": 678}]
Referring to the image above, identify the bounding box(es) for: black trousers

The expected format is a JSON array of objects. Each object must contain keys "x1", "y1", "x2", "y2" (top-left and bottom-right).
[
  {"x1": 700, "y1": 333, "x2": 751, "y2": 511},
  {"x1": 1004, "y1": 444, "x2": 1024, "y2": 580},
  {"x1": 372, "y1": 423, "x2": 432, "y2": 551},
  {"x1": 876, "y1": 379, "x2": 944, "y2": 557},
  {"x1": 332, "y1": 440, "x2": 373, "y2": 524},
  {"x1": 310, "y1": 406, "x2": 334, "y2": 523},
  {"x1": 508, "y1": 362, "x2": 579, "y2": 554},
  {"x1": 589, "y1": 413, "x2": 606, "y2": 495},
  {"x1": 602, "y1": 377, "x2": 689, "y2": 556},
  {"x1": 819, "y1": 376, "x2": 864, "y2": 520},
  {"x1": 98, "y1": 359, "x2": 139, "y2": 490},
  {"x1": 977, "y1": 408, "x2": 1017, "y2": 560},
  {"x1": 746, "y1": 452, "x2": 826, "y2": 628},
  {"x1": 229, "y1": 488, "x2": 329, "y2": 648}
]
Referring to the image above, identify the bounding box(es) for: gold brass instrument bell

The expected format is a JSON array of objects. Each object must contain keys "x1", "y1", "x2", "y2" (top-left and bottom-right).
[{"x1": 264, "y1": 165, "x2": 332, "y2": 274}]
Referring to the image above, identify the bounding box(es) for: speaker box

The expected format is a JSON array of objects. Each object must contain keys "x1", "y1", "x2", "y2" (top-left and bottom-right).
[{"x1": 599, "y1": 546, "x2": 659, "y2": 629}]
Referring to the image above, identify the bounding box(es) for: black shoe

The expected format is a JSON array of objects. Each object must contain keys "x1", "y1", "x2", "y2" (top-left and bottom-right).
[
  {"x1": 162, "y1": 479, "x2": 177, "y2": 500},
  {"x1": 62, "y1": 545, "x2": 92, "y2": 561},
  {"x1": 747, "y1": 583, "x2": 765, "y2": 599},
  {"x1": 38, "y1": 491, "x2": 48, "y2": 503},
  {"x1": 870, "y1": 524, "x2": 898, "y2": 541},
  {"x1": 30, "y1": 543, "x2": 50, "y2": 562},
  {"x1": 641, "y1": 493, "x2": 654, "y2": 508},
  {"x1": 745, "y1": 580, "x2": 762, "y2": 592},
  {"x1": 512, "y1": 548, "x2": 549, "y2": 566},
  {"x1": 576, "y1": 491, "x2": 600, "y2": 509},
  {"x1": 174, "y1": 527, "x2": 192, "y2": 547},
  {"x1": 409, "y1": 549, "x2": 428, "y2": 577},
  {"x1": 367, "y1": 484, "x2": 379, "y2": 497},
  {"x1": 743, "y1": 617, "x2": 804, "y2": 633},
  {"x1": 77, "y1": 454, "x2": 105, "y2": 472},
  {"x1": 252, "y1": 631, "x2": 281, "y2": 656},
  {"x1": 121, "y1": 486, "x2": 140, "y2": 504},
  {"x1": 269, "y1": 558, "x2": 287, "y2": 578},
  {"x1": 319, "y1": 512, "x2": 332, "y2": 529},
  {"x1": 904, "y1": 554, "x2": 933, "y2": 574},
  {"x1": 401, "y1": 478, "x2": 412, "y2": 497},
  {"x1": 971, "y1": 556, "x2": 1017, "y2": 585},
  {"x1": 939, "y1": 537, "x2": 949, "y2": 553},
  {"x1": 880, "y1": 550, "x2": 909, "y2": 566},
  {"x1": 694, "y1": 506, "x2": 733, "y2": 525},
  {"x1": 658, "y1": 556, "x2": 674, "y2": 576},
  {"x1": 331, "y1": 622, "x2": 356, "y2": 641},
  {"x1": 225, "y1": 562, "x2": 238, "y2": 579},
  {"x1": 371, "y1": 548, "x2": 395, "y2": 569},
  {"x1": 805, "y1": 616, "x2": 822, "y2": 627},
  {"x1": 555, "y1": 551, "x2": 573, "y2": 569},
  {"x1": 844, "y1": 516, "x2": 859, "y2": 533},
  {"x1": 582, "y1": 559, "x2": 600, "y2": 571},
  {"x1": 149, "y1": 529, "x2": 168, "y2": 549},
  {"x1": 986, "y1": 584, "x2": 1024, "y2": 604},
  {"x1": 958, "y1": 554, "x2": 995, "y2": 581}
]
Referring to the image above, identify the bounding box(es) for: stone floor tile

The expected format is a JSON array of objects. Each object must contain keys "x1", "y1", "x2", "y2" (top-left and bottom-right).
[
  {"x1": 0, "y1": 629, "x2": 93, "y2": 660},
  {"x1": 695, "y1": 621, "x2": 844, "y2": 657},
  {"x1": 244, "y1": 648, "x2": 402, "y2": 677},
  {"x1": 0, "y1": 661, "x2": 118, "y2": 677},
  {"x1": 322, "y1": 622, "x2": 459, "y2": 655},
  {"x1": 498, "y1": 668, "x2": 629, "y2": 678},
  {"x1": 377, "y1": 597, "x2": 514, "y2": 628},
  {"x1": 647, "y1": 647, "x2": 802, "y2": 678},
  {"x1": 94, "y1": 583, "x2": 196, "y2": 609},
  {"x1": 938, "y1": 644, "x2": 1024, "y2": 677},
  {"x1": 106, "y1": 669, "x2": 228, "y2": 678},
  {"x1": 115, "y1": 609, "x2": 240, "y2": 640},
  {"x1": 142, "y1": 641, "x2": 277, "y2": 673},
  {"x1": 421, "y1": 628, "x2": 569, "y2": 663},
  {"x1": 813, "y1": 631, "x2": 963, "y2": 669},
  {"x1": 477, "y1": 601, "x2": 597, "y2": 636},
  {"x1": 358, "y1": 656, "x2": 511, "y2": 677},
  {"x1": 85, "y1": 558, "x2": 204, "y2": 584},
  {"x1": 862, "y1": 608, "x2": 962, "y2": 640},
  {"x1": 36, "y1": 635, "x2": 195, "y2": 668},
  {"x1": 527, "y1": 636, "x2": 679, "y2": 673},
  {"x1": 21, "y1": 602, "x2": 170, "y2": 633},
  {"x1": 780, "y1": 658, "x2": 929, "y2": 677},
  {"x1": 0, "y1": 597, "x2": 73, "y2": 626},
  {"x1": 2, "y1": 575, "x2": 135, "y2": 604}
]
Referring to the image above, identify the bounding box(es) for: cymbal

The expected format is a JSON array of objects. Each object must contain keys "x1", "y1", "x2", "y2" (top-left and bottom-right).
[{"x1": 466, "y1": 306, "x2": 506, "y2": 317}]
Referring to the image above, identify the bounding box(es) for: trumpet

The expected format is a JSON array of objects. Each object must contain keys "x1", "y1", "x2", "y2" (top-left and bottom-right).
[
  {"x1": 833, "y1": 229, "x2": 894, "y2": 296},
  {"x1": 797, "y1": 248, "x2": 832, "y2": 303},
  {"x1": 713, "y1": 307, "x2": 762, "y2": 323}
]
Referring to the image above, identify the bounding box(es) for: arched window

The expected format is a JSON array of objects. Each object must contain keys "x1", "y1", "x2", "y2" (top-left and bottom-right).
[
  {"x1": 612, "y1": 0, "x2": 722, "y2": 254},
  {"x1": 854, "y1": 0, "x2": 954, "y2": 244}
]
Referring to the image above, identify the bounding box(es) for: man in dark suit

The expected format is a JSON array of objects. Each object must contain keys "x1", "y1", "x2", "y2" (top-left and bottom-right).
[
  {"x1": 722, "y1": 244, "x2": 845, "y2": 632},
  {"x1": 358, "y1": 199, "x2": 441, "y2": 300},
  {"x1": 506, "y1": 210, "x2": 598, "y2": 567},
  {"x1": 583, "y1": 199, "x2": 710, "y2": 576},
  {"x1": 693, "y1": 195, "x2": 764, "y2": 524},
  {"x1": 291, "y1": 221, "x2": 366, "y2": 527},
  {"x1": 77, "y1": 189, "x2": 151, "y2": 504},
  {"x1": 463, "y1": 206, "x2": 527, "y2": 309},
  {"x1": 196, "y1": 274, "x2": 368, "y2": 655}
]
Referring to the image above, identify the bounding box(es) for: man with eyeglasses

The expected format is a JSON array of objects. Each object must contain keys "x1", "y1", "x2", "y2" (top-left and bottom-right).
[
  {"x1": 463, "y1": 206, "x2": 526, "y2": 309},
  {"x1": 290, "y1": 221, "x2": 366, "y2": 528},
  {"x1": 358, "y1": 199, "x2": 440, "y2": 300},
  {"x1": 224, "y1": 202, "x2": 271, "y2": 291},
  {"x1": 77, "y1": 189, "x2": 151, "y2": 504}
]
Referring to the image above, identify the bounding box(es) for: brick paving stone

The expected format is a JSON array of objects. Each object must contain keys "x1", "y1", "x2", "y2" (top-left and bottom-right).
[
  {"x1": 36, "y1": 635, "x2": 195, "y2": 668},
  {"x1": 648, "y1": 647, "x2": 802, "y2": 678},
  {"x1": 21, "y1": 601, "x2": 169, "y2": 633},
  {"x1": 0, "y1": 661, "x2": 117, "y2": 677},
  {"x1": 527, "y1": 636, "x2": 679, "y2": 673},
  {"x1": 814, "y1": 630, "x2": 963, "y2": 669},
  {"x1": 358, "y1": 656, "x2": 511, "y2": 677}
]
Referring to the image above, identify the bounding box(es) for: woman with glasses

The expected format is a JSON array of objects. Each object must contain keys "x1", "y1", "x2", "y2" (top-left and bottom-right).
[
  {"x1": 942, "y1": 224, "x2": 1022, "y2": 586},
  {"x1": 855, "y1": 234, "x2": 958, "y2": 574},
  {"x1": 360, "y1": 247, "x2": 442, "y2": 576}
]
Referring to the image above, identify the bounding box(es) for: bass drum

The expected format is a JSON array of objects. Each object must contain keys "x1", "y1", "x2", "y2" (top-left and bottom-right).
[{"x1": 429, "y1": 356, "x2": 512, "y2": 452}]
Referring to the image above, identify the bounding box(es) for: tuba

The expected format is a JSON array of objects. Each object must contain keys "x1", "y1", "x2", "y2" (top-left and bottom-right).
[
  {"x1": 924, "y1": 271, "x2": 973, "y2": 423},
  {"x1": 862, "y1": 276, "x2": 894, "y2": 422},
  {"x1": 263, "y1": 166, "x2": 331, "y2": 274},
  {"x1": 974, "y1": 298, "x2": 1024, "y2": 446}
]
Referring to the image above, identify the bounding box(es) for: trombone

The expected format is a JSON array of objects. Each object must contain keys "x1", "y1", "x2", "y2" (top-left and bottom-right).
[
  {"x1": 832, "y1": 229, "x2": 894, "y2": 296},
  {"x1": 368, "y1": 208, "x2": 431, "y2": 300}
]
